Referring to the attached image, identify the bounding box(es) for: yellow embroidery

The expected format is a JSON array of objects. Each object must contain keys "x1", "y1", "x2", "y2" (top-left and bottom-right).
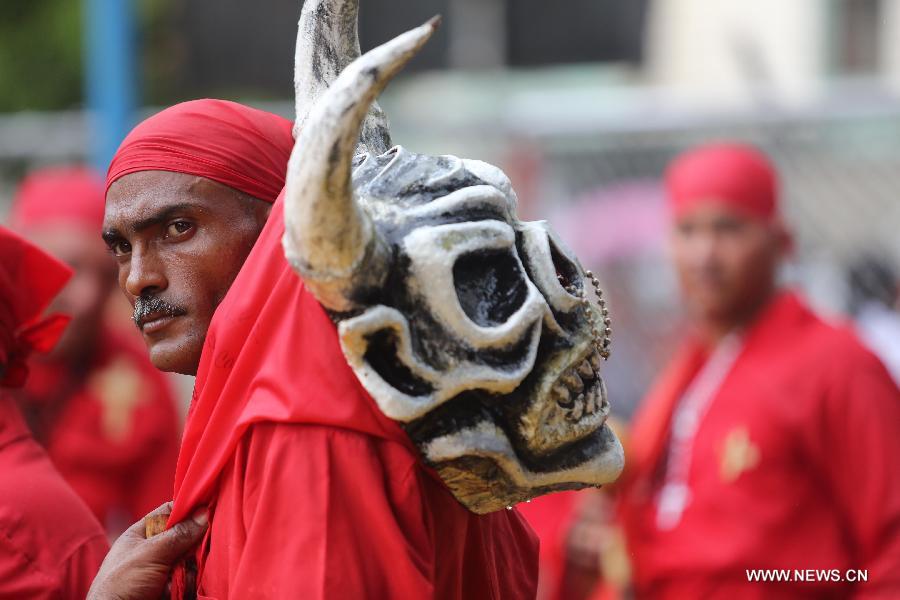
[
  {"x1": 720, "y1": 426, "x2": 760, "y2": 482},
  {"x1": 87, "y1": 357, "x2": 144, "y2": 442}
]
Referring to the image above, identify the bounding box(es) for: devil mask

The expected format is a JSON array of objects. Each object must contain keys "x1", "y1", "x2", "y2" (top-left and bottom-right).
[{"x1": 283, "y1": 0, "x2": 624, "y2": 513}]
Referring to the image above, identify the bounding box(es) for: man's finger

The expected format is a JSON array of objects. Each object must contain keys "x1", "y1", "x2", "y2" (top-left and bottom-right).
[
  {"x1": 143, "y1": 511, "x2": 209, "y2": 565},
  {"x1": 146, "y1": 501, "x2": 175, "y2": 518}
]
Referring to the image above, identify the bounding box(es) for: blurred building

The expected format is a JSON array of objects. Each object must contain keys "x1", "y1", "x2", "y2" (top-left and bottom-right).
[{"x1": 166, "y1": 0, "x2": 648, "y2": 98}]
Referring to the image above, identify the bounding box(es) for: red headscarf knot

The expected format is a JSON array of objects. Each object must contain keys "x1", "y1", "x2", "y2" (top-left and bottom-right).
[
  {"x1": 0, "y1": 227, "x2": 72, "y2": 388},
  {"x1": 666, "y1": 142, "x2": 779, "y2": 222},
  {"x1": 106, "y1": 99, "x2": 294, "y2": 203}
]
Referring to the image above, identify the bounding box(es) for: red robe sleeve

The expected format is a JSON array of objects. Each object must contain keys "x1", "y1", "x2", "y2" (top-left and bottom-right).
[
  {"x1": 803, "y1": 347, "x2": 900, "y2": 596},
  {"x1": 59, "y1": 534, "x2": 110, "y2": 599},
  {"x1": 0, "y1": 529, "x2": 108, "y2": 600},
  {"x1": 205, "y1": 423, "x2": 438, "y2": 599},
  {"x1": 0, "y1": 402, "x2": 109, "y2": 599}
]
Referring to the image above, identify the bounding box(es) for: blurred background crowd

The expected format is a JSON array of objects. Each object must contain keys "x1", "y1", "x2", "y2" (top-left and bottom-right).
[{"x1": 1, "y1": 0, "x2": 899, "y2": 597}]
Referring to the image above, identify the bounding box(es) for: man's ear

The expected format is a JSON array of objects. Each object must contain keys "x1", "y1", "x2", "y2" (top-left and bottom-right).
[
  {"x1": 252, "y1": 199, "x2": 273, "y2": 229},
  {"x1": 772, "y1": 222, "x2": 794, "y2": 259}
]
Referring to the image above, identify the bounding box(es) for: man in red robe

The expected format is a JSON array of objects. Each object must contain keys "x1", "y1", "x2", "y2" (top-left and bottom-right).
[
  {"x1": 90, "y1": 98, "x2": 537, "y2": 599},
  {"x1": 619, "y1": 143, "x2": 900, "y2": 598},
  {"x1": 0, "y1": 225, "x2": 109, "y2": 598},
  {"x1": 7, "y1": 167, "x2": 181, "y2": 534}
]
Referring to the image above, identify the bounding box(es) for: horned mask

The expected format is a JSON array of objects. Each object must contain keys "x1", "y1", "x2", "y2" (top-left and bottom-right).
[{"x1": 284, "y1": 0, "x2": 624, "y2": 513}]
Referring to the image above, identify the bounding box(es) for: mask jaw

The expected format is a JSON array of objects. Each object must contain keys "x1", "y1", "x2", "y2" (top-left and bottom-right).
[{"x1": 424, "y1": 421, "x2": 625, "y2": 514}]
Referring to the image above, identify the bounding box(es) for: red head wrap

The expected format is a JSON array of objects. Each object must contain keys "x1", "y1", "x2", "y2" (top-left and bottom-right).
[
  {"x1": 106, "y1": 99, "x2": 294, "y2": 203},
  {"x1": 0, "y1": 227, "x2": 72, "y2": 387},
  {"x1": 665, "y1": 142, "x2": 779, "y2": 222},
  {"x1": 11, "y1": 166, "x2": 106, "y2": 231}
]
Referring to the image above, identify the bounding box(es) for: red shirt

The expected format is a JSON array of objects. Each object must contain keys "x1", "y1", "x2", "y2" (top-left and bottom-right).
[
  {"x1": 0, "y1": 397, "x2": 108, "y2": 598},
  {"x1": 15, "y1": 327, "x2": 180, "y2": 530},
  {"x1": 620, "y1": 291, "x2": 900, "y2": 598}
]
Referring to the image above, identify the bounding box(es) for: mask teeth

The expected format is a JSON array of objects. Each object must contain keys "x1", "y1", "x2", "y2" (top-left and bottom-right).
[{"x1": 558, "y1": 270, "x2": 612, "y2": 360}]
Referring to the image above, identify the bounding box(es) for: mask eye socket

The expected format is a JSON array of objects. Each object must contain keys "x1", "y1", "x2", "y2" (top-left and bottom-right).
[
  {"x1": 403, "y1": 220, "x2": 546, "y2": 349},
  {"x1": 550, "y1": 239, "x2": 581, "y2": 294},
  {"x1": 453, "y1": 250, "x2": 529, "y2": 327},
  {"x1": 517, "y1": 221, "x2": 586, "y2": 314}
]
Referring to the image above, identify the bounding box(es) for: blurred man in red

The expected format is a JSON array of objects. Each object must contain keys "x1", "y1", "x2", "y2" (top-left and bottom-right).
[
  {"x1": 8, "y1": 167, "x2": 181, "y2": 534},
  {"x1": 0, "y1": 225, "x2": 108, "y2": 598},
  {"x1": 619, "y1": 143, "x2": 900, "y2": 598}
]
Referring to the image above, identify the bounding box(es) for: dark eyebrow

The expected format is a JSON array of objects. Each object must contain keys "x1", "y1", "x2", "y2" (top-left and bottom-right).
[{"x1": 102, "y1": 202, "x2": 202, "y2": 243}]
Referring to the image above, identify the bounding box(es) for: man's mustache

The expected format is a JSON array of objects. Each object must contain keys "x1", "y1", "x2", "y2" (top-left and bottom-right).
[{"x1": 133, "y1": 295, "x2": 187, "y2": 328}]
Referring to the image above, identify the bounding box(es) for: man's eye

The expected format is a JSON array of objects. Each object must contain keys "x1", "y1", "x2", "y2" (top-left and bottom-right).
[
  {"x1": 109, "y1": 241, "x2": 131, "y2": 257},
  {"x1": 166, "y1": 221, "x2": 193, "y2": 238},
  {"x1": 714, "y1": 219, "x2": 744, "y2": 234},
  {"x1": 676, "y1": 222, "x2": 695, "y2": 237}
]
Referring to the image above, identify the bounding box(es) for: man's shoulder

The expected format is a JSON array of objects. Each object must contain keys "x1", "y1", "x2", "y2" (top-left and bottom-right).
[
  {"x1": 765, "y1": 297, "x2": 897, "y2": 402},
  {"x1": 223, "y1": 422, "x2": 427, "y2": 528},
  {"x1": 0, "y1": 434, "x2": 104, "y2": 532},
  {"x1": 802, "y1": 313, "x2": 882, "y2": 371},
  {"x1": 240, "y1": 421, "x2": 419, "y2": 468},
  {"x1": 776, "y1": 294, "x2": 879, "y2": 368}
]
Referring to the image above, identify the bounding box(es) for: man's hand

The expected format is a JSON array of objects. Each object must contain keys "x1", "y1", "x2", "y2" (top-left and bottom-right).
[{"x1": 87, "y1": 502, "x2": 208, "y2": 600}]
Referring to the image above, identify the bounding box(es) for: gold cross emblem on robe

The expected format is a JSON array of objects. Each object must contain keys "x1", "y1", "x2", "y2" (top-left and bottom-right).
[
  {"x1": 88, "y1": 357, "x2": 144, "y2": 442},
  {"x1": 720, "y1": 426, "x2": 760, "y2": 483}
]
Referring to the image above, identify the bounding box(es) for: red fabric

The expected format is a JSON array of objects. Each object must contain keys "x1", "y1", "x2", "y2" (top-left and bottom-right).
[
  {"x1": 518, "y1": 491, "x2": 580, "y2": 598},
  {"x1": 106, "y1": 99, "x2": 294, "y2": 203},
  {"x1": 169, "y1": 193, "x2": 539, "y2": 599},
  {"x1": 666, "y1": 143, "x2": 778, "y2": 222},
  {"x1": 0, "y1": 399, "x2": 109, "y2": 599},
  {"x1": 13, "y1": 326, "x2": 180, "y2": 531},
  {"x1": 0, "y1": 226, "x2": 72, "y2": 387},
  {"x1": 11, "y1": 166, "x2": 106, "y2": 231},
  {"x1": 619, "y1": 291, "x2": 900, "y2": 599}
]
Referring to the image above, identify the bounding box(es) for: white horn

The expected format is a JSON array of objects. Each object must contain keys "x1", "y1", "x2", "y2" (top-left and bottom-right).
[
  {"x1": 294, "y1": 0, "x2": 394, "y2": 154},
  {"x1": 284, "y1": 17, "x2": 439, "y2": 312}
]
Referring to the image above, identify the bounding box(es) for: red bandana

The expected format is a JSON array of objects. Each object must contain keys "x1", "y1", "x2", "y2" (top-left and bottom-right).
[
  {"x1": 11, "y1": 167, "x2": 106, "y2": 231},
  {"x1": 106, "y1": 99, "x2": 294, "y2": 203},
  {"x1": 0, "y1": 227, "x2": 72, "y2": 388},
  {"x1": 666, "y1": 142, "x2": 778, "y2": 222}
]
